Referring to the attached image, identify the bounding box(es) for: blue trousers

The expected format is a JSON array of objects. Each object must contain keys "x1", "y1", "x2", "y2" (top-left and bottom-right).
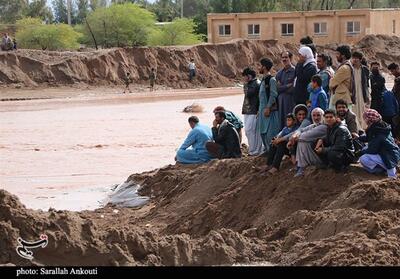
[{"x1": 176, "y1": 149, "x2": 211, "y2": 164}]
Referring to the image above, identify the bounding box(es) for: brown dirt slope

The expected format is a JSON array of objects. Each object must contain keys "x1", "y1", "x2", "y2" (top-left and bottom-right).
[
  {"x1": 1, "y1": 157, "x2": 399, "y2": 266},
  {"x1": 0, "y1": 40, "x2": 290, "y2": 88},
  {"x1": 1, "y1": 35, "x2": 398, "y2": 89}
]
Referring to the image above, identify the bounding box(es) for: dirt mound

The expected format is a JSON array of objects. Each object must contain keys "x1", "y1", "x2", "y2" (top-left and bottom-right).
[
  {"x1": 1, "y1": 35, "x2": 398, "y2": 89},
  {"x1": 318, "y1": 35, "x2": 400, "y2": 70},
  {"x1": 356, "y1": 35, "x2": 400, "y2": 67},
  {"x1": 0, "y1": 40, "x2": 292, "y2": 88},
  {"x1": 1, "y1": 157, "x2": 399, "y2": 266}
]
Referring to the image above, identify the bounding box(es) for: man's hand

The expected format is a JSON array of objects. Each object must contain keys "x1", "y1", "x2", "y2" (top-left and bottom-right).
[
  {"x1": 315, "y1": 139, "x2": 324, "y2": 150},
  {"x1": 287, "y1": 138, "x2": 295, "y2": 148},
  {"x1": 272, "y1": 137, "x2": 281, "y2": 146},
  {"x1": 291, "y1": 133, "x2": 300, "y2": 143},
  {"x1": 315, "y1": 139, "x2": 324, "y2": 154},
  {"x1": 264, "y1": 107, "x2": 271, "y2": 118},
  {"x1": 315, "y1": 146, "x2": 323, "y2": 154},
  {"x1": 352, "y1": 132, "x2": 360, "y2": 139},
  {"x1": 212, "y1": 119, "x2": 218, "y2": 128}
]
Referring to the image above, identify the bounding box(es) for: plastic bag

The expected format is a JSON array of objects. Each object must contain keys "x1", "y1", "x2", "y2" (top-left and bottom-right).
[{"x1": 101, "y1": 180, "x2": 149, "y2": 208}]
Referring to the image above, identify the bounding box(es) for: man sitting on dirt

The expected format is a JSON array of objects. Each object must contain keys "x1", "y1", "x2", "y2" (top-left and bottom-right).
[
  {"x1": 315, "y1": 109, "x2": 355, "y2": 172},
  {"x1": 206, "y1": 111, "x2": 242, "y2": 159},
  {"x1": 175, "y1": 116, "x2": 213, "y2": 164},
  {"x1": 213, "y1": 106, "x2": 244, "y2": 143},
  {"x1": 1, "y1": 33, "x2": 14, "y2": 51},
  {"x1": 335, "y1": 99, "x2": 360, "y2": 139},
  {"x1": 359, "y1": 109, "x2": 400, "y2": 179}
]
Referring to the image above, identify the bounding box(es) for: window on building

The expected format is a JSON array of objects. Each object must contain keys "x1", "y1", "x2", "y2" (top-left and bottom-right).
[
  {"x1": 219, "y1": 25, "x2": 231, "y2": 36},
  {"x1": 314, "y1": 22, "x2": 327, "y2": 35},
  {"x1": 248, "y1": 24, "x2": 260, "y2": 36},
  {"x1": 346, "y1": 21, "x2": 361, "y2": 34},
  {"x1": 393, "y1": 20, "x2": 396, "y2": 34},
  {"x1": 281, "y1": 23, "x2": 294, "y2": 36}
]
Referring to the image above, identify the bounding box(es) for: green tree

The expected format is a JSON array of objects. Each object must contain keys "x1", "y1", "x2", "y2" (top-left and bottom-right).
[
  {"x1": 387, "y1": 0, "x2": 400, "y2": 8},
  {"x1": 83, "y1": 3, "x2": 156, "y2": 47},
  {"x1": 210, "y1": 0, "x2": 232, "y2": 12},
  {"x1": 0, "y1": 0, "x2": 28, "y2": 23},
  {"x1": 52, "y1": 0, "x2": 68, "y2": 23},
  {"x1": 150, "y1": 0, "x2": 180, "y2": 22},
  {"x1": 192, "y1": 0, "x2": 211, "y2": 39},
  {"x1": 76, "y1": 0, "x2": 90, "y2": 24},
  {"x1": 25, "y1": 0, "x2": 54, "y2": 23},
  {"x1": 89, "y1": 0, "x2": 108, "y2": 11},
  {"x1": 149, "y1": 18, "x2": 203, "y2": 46},
  {"x1": 15, "y1": 17, "x2": 81, "y2": 50}
]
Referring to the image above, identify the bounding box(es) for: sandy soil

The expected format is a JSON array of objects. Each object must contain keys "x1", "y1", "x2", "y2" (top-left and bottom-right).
[{"x1": 1, "y1": 158, "x2": 399, "y2": 266}]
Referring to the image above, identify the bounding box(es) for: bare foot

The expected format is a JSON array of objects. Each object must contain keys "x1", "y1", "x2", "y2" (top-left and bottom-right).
[{"x1": 268, "y1": 167, "x2": 278, "y2": 175}]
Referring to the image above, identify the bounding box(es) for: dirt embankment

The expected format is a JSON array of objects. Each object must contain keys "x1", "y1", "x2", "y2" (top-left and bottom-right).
[
  {"x1": 1, "y1": 157, "x2": 399, "y2": 266},
  {"x1": 1, "y1": 35, "x2": 398, "y2": 89}
]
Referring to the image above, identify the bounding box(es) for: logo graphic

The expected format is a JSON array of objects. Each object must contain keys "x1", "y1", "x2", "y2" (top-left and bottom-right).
[{"x1": 16, "y1": 234, "x2": 48, "y2": 260}]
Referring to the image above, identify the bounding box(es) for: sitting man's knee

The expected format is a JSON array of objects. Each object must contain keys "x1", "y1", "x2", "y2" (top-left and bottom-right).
[
  {"x1": 176, "y1": 149, "x2": 186, "y2": 161},
  {"x1": 359, "y1": 154, "x2": 367, "y2": 166}
]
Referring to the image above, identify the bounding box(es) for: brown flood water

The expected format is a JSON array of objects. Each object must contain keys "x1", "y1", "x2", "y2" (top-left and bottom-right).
[{"x1": 0, "y1": 88, "x2": 244, "y2": 211}]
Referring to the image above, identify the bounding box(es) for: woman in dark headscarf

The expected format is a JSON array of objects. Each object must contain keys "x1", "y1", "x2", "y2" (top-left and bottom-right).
[{"x1": 359, "y1": 109, "x2": 400, "y2": 179}]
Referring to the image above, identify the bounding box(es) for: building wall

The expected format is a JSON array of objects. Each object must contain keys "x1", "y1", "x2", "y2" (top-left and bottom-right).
[
  {"x1": 207, "y1": 9, "x2": 400, "y2": 45},
  {"x1": 272, "y1": 16, "x2": 303, "y2": 44},
  {"x1": 337, "y1": 14, "x2": 369, "y2": 44},
  {"x1": 238, "y1": 18, "x2": 268, "y2": 40},
  {"x1": 369, "y1": 10, "x2": 400, "y2": 36}
]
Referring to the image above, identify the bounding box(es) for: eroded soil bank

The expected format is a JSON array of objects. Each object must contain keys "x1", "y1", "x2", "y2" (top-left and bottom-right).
[{"x1": 1, "y1": 157, "x2": 399, "y2": 266}]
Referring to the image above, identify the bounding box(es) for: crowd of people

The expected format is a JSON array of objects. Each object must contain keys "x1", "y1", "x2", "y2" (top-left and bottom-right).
[{"x1": 175, "y1": 36, "x2": 400, "y2": 179}]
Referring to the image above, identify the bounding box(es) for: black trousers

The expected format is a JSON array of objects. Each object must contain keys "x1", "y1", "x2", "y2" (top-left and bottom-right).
[
  {"x1": 206, "y1": 142, "x2": 223, "y2": 159},
  {"x1": 266, "y1": 141, "x2": 289, "y2": 169},
  {"x1": 321, "y1": 150, "x2": 351, "y2": 171}
]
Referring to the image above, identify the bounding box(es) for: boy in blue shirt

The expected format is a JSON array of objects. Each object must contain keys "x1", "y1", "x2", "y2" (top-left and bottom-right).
[{"x1": 307, "y1": 75, "x2": 328, "y2": 115}]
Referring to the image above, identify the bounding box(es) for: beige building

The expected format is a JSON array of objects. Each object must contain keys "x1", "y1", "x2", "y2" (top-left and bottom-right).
[{"x1": 207, "y1": 9, "x2": 400, "y2": 45}]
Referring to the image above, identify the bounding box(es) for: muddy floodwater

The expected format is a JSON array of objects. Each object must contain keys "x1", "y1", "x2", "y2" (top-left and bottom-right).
[{"x1": 0, "y1": 88, "x2": 244, "y2": 211}]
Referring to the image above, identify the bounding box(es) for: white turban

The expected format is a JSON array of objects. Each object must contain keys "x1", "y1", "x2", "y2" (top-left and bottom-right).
[
  {"x1": 299, "y1": 46, "x2": 315, "y2": 67},
  {"x1": 311, "y1": 107, "x2": 325, "y2": 124}
]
